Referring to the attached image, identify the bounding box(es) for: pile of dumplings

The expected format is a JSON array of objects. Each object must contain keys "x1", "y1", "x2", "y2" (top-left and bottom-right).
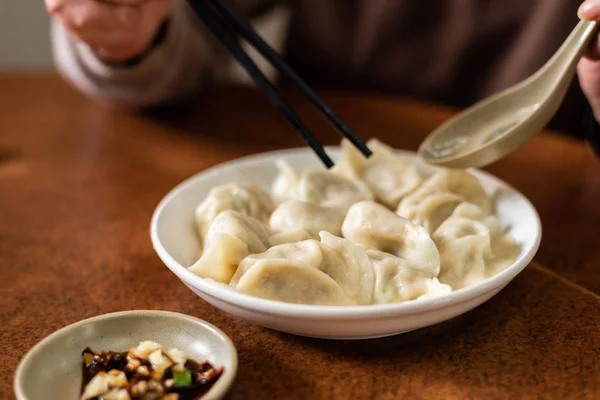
[{"x1": 189, "y1": 139, "x2": 520, "y2": 306}]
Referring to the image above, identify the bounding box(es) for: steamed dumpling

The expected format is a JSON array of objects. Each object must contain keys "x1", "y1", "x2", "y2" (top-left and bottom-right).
[
  {"x1": 230, "y1": 240, "x2": 329, "y2": 287},
  {"x1": 424, "y1": 170, "x2": 492, "y2": 213},
  {"x1": 298, "y1": 170, "x2": 373, "y2": 213},
  {"x1": 232, "y1": 234, "x2": 375, "y2": 305},
  {"x1": 433, "y1": 216, "x2": 493, "y2": 289},
  {"x1": 398, "y1": 169, "x2": 492, "y2": 219},
  {"x1": 415, "y1": 280, "x2": 455, "y2": 300},
  {"x1": 194, "y1": 183, "x2": 274, "y2": 247},
  {"x1": 450, "y1": 202, "x2": 501, "y2": 238},
  {"x1": 189, "y1": 210, "x2": 272, "y2": 283},
  {"x1": 189, "y1": 138, "x2": 515, "y2": 305},
  {"x1": 235, "y1": 259, "x2": 356, "y2": 305},
  {"x1": 271, "y1": 160, "x2": 373, "y2": 213},
  {"x1": 449, "y1": 202, "x2": 520, "y2": 275},
  {"x1": 433, "y1": 202, "x2": 520, "y2": 289},
  {"x1": 318, "y1": 231, "x2": 375, "y2": 305},
  {"x1": 342, "y1": 201, "x2": 440, "y2": 276},
  {"x1": 269, "y1": 200, "x2": 345, "y2": 237},
  {"x1": 487, "y1": 236, "x2": 521, "y2": 275},
  {"x1": 396, "y1": 191, "x2": 464, "y2": 234},
  {"x1": 334, "y1": 139, "x2": 423, "y2": 208},
  {"x1": 271, "y1": 160, "x2": 300, "y2": 204},
  {"x1": 204, "y1": 210, "x2": 271, "y2": 254},
  {"x1": 188, "y1": 233, "x2": 248, "y2": 283},
  {"x1": 368, "y1": 250, "x2": 452, "y2": 304},
  {"x1": 268, "y1": 228, "x2": 315, "y2": 247}
]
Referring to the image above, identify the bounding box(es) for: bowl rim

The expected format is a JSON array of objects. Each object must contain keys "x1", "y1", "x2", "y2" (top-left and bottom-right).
[
  {"x1": 13, "y1": 310, "x2": 238, "y2": 400},
  {"x1": 150, "y1": 147, "x2": 542, "y2": 319}
]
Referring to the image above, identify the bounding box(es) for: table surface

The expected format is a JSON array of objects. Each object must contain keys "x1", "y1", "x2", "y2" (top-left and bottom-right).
[{"x1": 1, "y1": 74, "x2": 600, "y2": 399}]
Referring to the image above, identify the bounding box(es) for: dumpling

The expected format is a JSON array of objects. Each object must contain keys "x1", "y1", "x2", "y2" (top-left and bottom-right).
[
  {"x1": 271, "y1": 160, "x2": 373, "y2": 213},
  {"x1": 269, "y1": 200, "x2": 345, "y2": 237},
  {"x1": 232, "y1": 234, "x2": 375, "y2": 305},
  {"x1": 194, "y1": 183, "x2": 274, "y2": 247},
  {"x1": 271, "y1": 160, "x2": 300, "y2": 204},
  {"x1": 203, "y1": 210, "x2": 271, "y2": 254},
  {"x1": 398, "y1": 169, "x2": 492, "y2": 218},
  {"x1": 230, "y1": 239, "x2": 328, "y2": 287},
  {"x1": 334, "y1": 139, "x2": 423, "y2": 208},
  {"x1": 433, "y1": 202, "x2": 520, "y2": 289},
  {"x1": 188, "y1": 232, "x2": 248, "y2": 283},
  {"x1": 449, "y1": 202, "x2": 501, "y2": 238},
  {"x1": 425, "y1": 170, "x2": 492, "y2": 213},
  {"x1": 487, "y1": 236, "x2": 520, "y2": 276},
  {"x1": 318, "y1": 231, "x2": 375, "y2": 305},
  {"x1": 396, "y1": 191, "x2": 464, "y2": 234},
  {"x1": 368, "y1": 250, "x2": 452, "y2": 304},
  {"x1": 298, "y1": 169, "x2": 373, "y2": 213},
  {"x1": 341, "y1": 201, "x2": 440, "y2": 276},
  {"x1": 416, "y1": 280, "x2": 455, "y2": 300},
  {"x1": 268, "y1": 228, "x2": 315, "y2": 247},
  {"x1": 432, "y1": 216, "x2": 493, "y2": 289},
  {"x1": 235, "y1": 259, "x2": 356, "y2": 305},
  {"x1": 189, "y1": 210, "x2": 272, "y2": 283},
  {"x1": 449, "y1": 202, "x2": 520, "y2": 275}
]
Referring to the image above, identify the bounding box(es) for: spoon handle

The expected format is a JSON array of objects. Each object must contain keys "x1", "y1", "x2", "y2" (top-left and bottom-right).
[{"x1": 535, "y1": 20, "x2": 599, "y2": 89}]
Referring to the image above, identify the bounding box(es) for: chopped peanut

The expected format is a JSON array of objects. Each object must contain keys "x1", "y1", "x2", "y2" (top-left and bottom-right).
[{"x1": 130, "y1": 380, "x2": 148, "y2": 397}]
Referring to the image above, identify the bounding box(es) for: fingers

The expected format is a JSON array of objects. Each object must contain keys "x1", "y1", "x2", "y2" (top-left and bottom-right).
[
  {"x1": 579, "y1": 2, "x2": 600, "y2": 108},
  {"x1": 47, "y1": 0, "x2": 172, "y2": 62},
  {"x1": 578, "y1": 58, "x2": 600, "y2": 122},
  {"x1": 49, "y1": 0, "x2": 138, "y2": 33},
  {"x1": 584, "y1": 35, "x2": 600, "y2": 60},
  {"x1": 46, "y1": 0, "x2": 66, "y2": 14},
  {"x1": 578, "y1": 0, "x2": 600, "y2": 60},
  {"x1": 94, "y1": 0, "x2": 170, "y2": 6},
  {"x1": 46, "y1": 0, "x2": 143, "y2": 13},
  {"x1": 92, "y1": 1, "x2": 171, "y2": 61},
  {"x1": 47, "y1": 0, "x2": 159, "y2": 10},
  {"x1": 579, "y1": 0, "x2": 600, "y2": 20}
]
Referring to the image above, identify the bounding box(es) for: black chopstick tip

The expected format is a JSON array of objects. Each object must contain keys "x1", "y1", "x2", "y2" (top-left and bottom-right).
[
  {"x1": 344, "y1": 134, "x2": 372, "y2": 158},
  {"x1": 311, "y1": 146, "x2": 334, "y2": 168},
  {"x1": 209, "y1": 0, "x2": 372, "y2": 162},
  {"x1": 196, "y1": 0, "x2": 366, "y2": 169}
]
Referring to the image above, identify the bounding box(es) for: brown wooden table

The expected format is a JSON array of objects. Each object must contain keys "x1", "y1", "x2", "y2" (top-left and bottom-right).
[{"x1": 1, "y1": 74, "x2": 600, "y2": 399}]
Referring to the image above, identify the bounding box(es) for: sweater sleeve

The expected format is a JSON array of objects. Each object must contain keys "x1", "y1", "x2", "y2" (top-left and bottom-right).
[{"x1": 51, "y1": 0, "x2": 291, "y2": 108}]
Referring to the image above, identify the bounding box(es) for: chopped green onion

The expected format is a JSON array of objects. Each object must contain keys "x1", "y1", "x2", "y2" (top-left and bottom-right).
[{"x1": 173, "y1": 370, "x2": 192, "y2": 387}]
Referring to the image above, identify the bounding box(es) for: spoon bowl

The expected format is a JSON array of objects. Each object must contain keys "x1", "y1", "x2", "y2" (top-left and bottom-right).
[{"x1": 419, "y1": 20, "x2": 598, "y2": 168}]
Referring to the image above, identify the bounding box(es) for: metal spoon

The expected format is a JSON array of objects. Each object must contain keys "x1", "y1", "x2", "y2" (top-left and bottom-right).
[{"x1": 419, "y1": 19, "x2": 599, "y2": 169}]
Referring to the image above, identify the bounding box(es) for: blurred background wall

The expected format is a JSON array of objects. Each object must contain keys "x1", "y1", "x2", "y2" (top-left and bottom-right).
[{"x1": 1, "y1": 1, "x2": 53, "y2": 70}]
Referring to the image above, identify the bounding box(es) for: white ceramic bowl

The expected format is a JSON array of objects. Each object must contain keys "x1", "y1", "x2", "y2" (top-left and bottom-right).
[
  {"x1": 14, "y1": 311, "x2": 238, "y2": 400},
  {"x1": 151, "y1": 148, "x2": 541, "y2": 339}
]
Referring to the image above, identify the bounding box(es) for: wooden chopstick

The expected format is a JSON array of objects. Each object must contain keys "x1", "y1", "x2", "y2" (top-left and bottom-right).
[
  {"x1": 189, "y1": 1, "x2": 334, "y2": 168},
  {"x1": 209, "y1": 0, "x2": 372, "y2": 159}
]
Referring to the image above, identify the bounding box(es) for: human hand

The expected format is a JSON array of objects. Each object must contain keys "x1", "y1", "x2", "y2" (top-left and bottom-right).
[
  {"x1": 46, "y1": 0, "x2": 172, "y2": 63},
  {"x1": 577, "y1": 0, "x2": 600, "y2": 121}
]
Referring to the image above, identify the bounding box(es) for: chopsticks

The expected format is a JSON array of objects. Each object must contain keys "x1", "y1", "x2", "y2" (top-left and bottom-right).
[{"x1": 187, "y1": 0, "x2": 372, "y2": 168}]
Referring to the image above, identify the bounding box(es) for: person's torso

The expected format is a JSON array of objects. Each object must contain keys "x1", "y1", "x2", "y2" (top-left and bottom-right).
[{"x1": 282, "y1": 0, "x2": 583, "y2": 135}]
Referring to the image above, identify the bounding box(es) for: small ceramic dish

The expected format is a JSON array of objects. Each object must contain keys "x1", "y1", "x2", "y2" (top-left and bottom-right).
[
  {"x1": 150, "y1": 147, "x2": 541, "y2": 340},
  {"x1": 14, "y1": 310, "x2": 237, "y2": 400}
]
